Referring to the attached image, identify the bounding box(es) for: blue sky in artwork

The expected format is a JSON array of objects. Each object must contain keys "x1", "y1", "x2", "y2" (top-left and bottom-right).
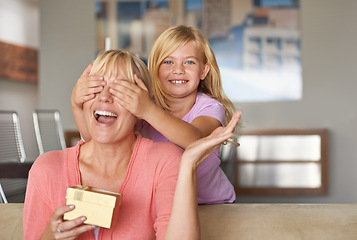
[
  {"x1": 257, "y1": 0, "x2": 299, "y2": 7},
  {"x1": 185, "y1": 0, "x2": 202, "y2": 11}
]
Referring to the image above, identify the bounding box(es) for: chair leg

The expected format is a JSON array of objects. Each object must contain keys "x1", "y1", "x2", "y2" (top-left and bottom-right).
[{"x1": 0, "y1": 183, "x2": 8, "y2": 203}]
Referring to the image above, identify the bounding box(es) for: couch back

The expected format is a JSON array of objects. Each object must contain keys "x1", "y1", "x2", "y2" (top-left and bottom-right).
[
  {"x1": 198, "y1": 203, "x2": 357, "y2": 240},
  {"x1": 2, "y1": 203, "x2": 357, "y2": 240}
]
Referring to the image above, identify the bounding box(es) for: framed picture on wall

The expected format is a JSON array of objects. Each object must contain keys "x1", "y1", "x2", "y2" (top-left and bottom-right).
[
  {"x1": 0, "y1": 41, "x2": 38, "y2": 83},
  {"x1": 95, "y1": 0, "x2": 301, "y2": 103}
]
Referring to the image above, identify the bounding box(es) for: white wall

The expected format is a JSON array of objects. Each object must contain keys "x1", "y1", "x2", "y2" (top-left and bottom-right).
[
  {"x1": 0, "y1": 0, "x2": 39, "y2": 160},
  {"x1": 0, "y1": 0, "x2": 39, "y2": 47},
  {"x1": 237, "y1": 0, "x2": 357, "y2": 203},
  {"x1": 39, "y1": 0, "x2": 95, "y2": 130},
  {"x1": 39, "y1": 0, "x2": 357, "y2": 203}
]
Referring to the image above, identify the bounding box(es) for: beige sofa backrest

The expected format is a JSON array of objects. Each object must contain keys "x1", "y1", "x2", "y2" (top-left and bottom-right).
[
  {"x1": 198, "y1": 204, "x2": 357, "y2": 240},
  {"x1": 2, "y1": 203, "x2": 357, "y2": 240}
]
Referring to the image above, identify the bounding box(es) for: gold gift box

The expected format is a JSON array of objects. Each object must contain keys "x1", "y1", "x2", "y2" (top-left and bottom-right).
[{"x1": 63, "y1": 185, "x2": 122, "y2": 228}]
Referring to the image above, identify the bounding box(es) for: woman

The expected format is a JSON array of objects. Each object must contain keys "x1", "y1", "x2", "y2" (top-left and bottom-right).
[{"x1": 23, "y1": 50, "x2": 241, "y2": 240}]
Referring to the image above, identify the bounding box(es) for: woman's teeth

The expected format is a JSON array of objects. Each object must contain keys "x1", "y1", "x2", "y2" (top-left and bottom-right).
[{"x1": 95, "y1": 110, "x2": 118, "y2": 118}]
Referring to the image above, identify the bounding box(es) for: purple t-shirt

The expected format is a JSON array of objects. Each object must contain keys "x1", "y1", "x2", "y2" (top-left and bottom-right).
[{"x1": 138, "y1": 92, "x2": 236, "y2": 204}]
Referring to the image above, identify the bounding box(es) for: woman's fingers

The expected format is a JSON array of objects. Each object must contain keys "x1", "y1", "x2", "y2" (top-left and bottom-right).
[
  {"x1": 55, "y1": 217, "x2": 94, "y2": 239},
  {"x1": 51, "y1": 205, "x2": 94, "y2": 239}
]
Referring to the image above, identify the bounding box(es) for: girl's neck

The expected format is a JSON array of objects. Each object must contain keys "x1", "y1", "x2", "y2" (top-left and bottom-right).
[{"x1": 167, "y1": 93, "x2": 198, "y2": 119}]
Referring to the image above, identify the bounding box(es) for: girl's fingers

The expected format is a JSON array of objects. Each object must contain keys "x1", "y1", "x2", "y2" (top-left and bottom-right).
[
  {"x1": 134, "y1": 74, "x2": 148, "y2": 91},
  {"x1": 224, "y1": 110, "x2": 242, "y2": 133},
  {"x1": 183, "y1": 111, "x2": 242, "y2": 167},
  {"x1": 111, "y1": 79, "x2": 139, "y2": 93},
  {"x1": 80, "y1": 64, "x2": 92, "y2": 78},
  {"x1": 78, "y1": 76, "x2": 105, "y2": 89}
]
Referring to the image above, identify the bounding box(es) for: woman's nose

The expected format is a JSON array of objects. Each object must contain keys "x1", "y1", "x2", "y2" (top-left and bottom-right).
[{"x1": 98, "y1": 85, "x2": 113, "y2": 103}]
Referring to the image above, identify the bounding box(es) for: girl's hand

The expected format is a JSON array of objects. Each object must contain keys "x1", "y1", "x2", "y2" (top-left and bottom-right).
[
  {"x1": 41, "y1": 205, "x2": 94, "y2": 240},
  {"x1": 71, "y1": 64, "x2": 106, "y2": 109},
  {"x1": 182, "y1": 111, "x2": 242, "y2": 169},
  {"x1": 109, "y1": 74, "x2": 154, "y2": 119}
]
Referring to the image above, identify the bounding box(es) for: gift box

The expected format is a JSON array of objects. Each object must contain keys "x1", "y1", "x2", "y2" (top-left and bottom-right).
[{"x1": 63, "y1": 185, "x2": 122, "y2": 228}]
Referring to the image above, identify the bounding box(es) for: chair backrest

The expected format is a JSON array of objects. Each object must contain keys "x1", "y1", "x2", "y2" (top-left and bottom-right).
[
  {"x1": 0, "y1": 111, "x2": 26, "y2": 163},
  {"x1": 219, "y1": 138, "x2": 238, "y2": 185},
  {"x1": 33, "y1": 109, "x2": 66, "y2": 155},
  {"x1": 0, "y1": 111, "x2": 27, "y2": 203},
  {"x1": 0, "y1": 186, "x2": 7, "y2": 203}
]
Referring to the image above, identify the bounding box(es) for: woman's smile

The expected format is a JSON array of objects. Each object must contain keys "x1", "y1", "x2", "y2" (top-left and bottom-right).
[{"x1": 94, "y1": 110, "x2": 118, "y2": 124}]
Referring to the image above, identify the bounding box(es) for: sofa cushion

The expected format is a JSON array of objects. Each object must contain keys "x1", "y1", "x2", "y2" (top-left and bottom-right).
[
  {"x1": 198, "y1": 203, "x2": 357, "y2": 240},
  {"x1": 0, "y1": 203, "x2": 24, "y2": 240},
  {"x1": 2, "y1": 203, "x2": 357, "y2": 240}
]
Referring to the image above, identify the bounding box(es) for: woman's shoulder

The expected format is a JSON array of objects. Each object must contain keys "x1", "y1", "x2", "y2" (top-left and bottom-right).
[
  {"x1": 30, "y1": 144, "x2": 79, "y2": 177},
  {"x1": 136, "y1": 136, "x2": 182, "y2": 165},
  {"x1": 139, "y1": 136, "x2": 182, "y2": 155}
]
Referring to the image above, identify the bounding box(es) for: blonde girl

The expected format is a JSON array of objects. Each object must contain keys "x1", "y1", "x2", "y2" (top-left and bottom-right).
[{"x1": 149, "y1": 25, "x2": 236, "y2": 127}]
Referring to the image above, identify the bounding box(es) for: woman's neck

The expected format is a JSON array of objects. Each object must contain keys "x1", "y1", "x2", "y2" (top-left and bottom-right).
[{"x1": 78, "y1": 134, "x2": 137, "y2": 191}]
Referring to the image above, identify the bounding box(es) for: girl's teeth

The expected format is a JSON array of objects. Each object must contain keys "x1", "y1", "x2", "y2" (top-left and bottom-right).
[{"x1": 172, "y1": 80, "x2": 186, "y2": 84}]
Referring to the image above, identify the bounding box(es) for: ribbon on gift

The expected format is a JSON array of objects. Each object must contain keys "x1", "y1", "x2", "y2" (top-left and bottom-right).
[{"x1": 73, "y1": 185, "x2": 91, "y2": 201}]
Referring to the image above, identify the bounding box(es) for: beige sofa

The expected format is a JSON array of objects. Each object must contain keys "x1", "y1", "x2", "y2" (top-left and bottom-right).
[{"x1": 2, "y1": 203, "x2": 357, "y2": 239}]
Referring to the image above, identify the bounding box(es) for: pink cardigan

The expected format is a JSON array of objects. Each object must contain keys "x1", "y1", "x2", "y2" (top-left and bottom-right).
[{"x1": 23, "y1": 136, "x2": 182, "y2": 240}]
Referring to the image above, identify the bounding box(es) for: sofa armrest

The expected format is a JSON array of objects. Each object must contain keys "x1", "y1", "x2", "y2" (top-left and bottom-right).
[{"x1": 0, "y1": 203, "x2": 24, "y2": 239}]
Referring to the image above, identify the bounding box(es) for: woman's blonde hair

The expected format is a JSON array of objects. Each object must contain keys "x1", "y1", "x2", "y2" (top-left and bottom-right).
[
  {"x1": 148, "y1": 25, "x2": 235, "y2": 125},
  {"x1": 91, "y1": 49, "x2": 152, "y2": 95}
]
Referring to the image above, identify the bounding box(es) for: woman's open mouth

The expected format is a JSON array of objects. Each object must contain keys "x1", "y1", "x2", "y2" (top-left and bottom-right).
[{"x1": 94, "y1": 110, "x2": 118, "y2": 124}]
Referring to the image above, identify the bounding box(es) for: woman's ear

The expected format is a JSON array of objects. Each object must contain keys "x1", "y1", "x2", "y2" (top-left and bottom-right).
[{"x1": 200, "y1": 63, "x2": 211, "y2": 80}]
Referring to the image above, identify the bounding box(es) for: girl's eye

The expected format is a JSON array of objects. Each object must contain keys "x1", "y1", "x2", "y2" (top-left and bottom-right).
[
  {"x1": 163, "y1": 60, "x2": 173, "y2": 65},
  {"x1": 185, "y1": 60, "x2": 194, "y2": 65}
]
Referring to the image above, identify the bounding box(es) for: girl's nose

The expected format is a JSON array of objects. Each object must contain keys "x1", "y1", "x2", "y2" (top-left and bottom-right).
[
  {"x1": 173, "y1": 63, "x2": 185, "y2": 74},
  {"x1": 98, "y1": 85, "x2": 113, "y2": 103}
]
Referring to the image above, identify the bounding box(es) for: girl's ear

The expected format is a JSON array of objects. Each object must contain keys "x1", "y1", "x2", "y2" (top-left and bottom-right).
[{"x1": 200, "y1": 63, "x2": 211, "y2": 80}]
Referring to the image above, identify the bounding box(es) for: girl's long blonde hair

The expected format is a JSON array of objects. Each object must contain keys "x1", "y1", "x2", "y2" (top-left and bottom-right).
[
  {"x1": 148, "y1": 25, "x2": 235, "y2": 125},
  {"x1": 91, "y1": 49, "x2": 152, "y2": 94}
]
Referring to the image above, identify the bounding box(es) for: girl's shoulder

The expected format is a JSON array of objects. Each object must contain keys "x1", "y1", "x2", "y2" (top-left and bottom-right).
[
  {"x1": 183, "y1": 92, "x2": 224, "y2": 124},
  {"x1": 196, "y1": 92, "x2": 222, "y2": 106},
  {"x1": 192, "y1": 92, "x2": 224, "y2": 113}
]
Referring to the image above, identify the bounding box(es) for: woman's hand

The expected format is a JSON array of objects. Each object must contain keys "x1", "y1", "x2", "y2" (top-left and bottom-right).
[
  {"x1": 109, "y1": 74, "x2": 155, "y2": 119},
  {"x1": 182, "y1": 111, "x2": 242, "y2": 169},
  {"x1": 41, "y1": 205, "x2": 94, "y2": 240},
  {"x1": 71, "y1": 64, "x2": 106, "y2": 110}
]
